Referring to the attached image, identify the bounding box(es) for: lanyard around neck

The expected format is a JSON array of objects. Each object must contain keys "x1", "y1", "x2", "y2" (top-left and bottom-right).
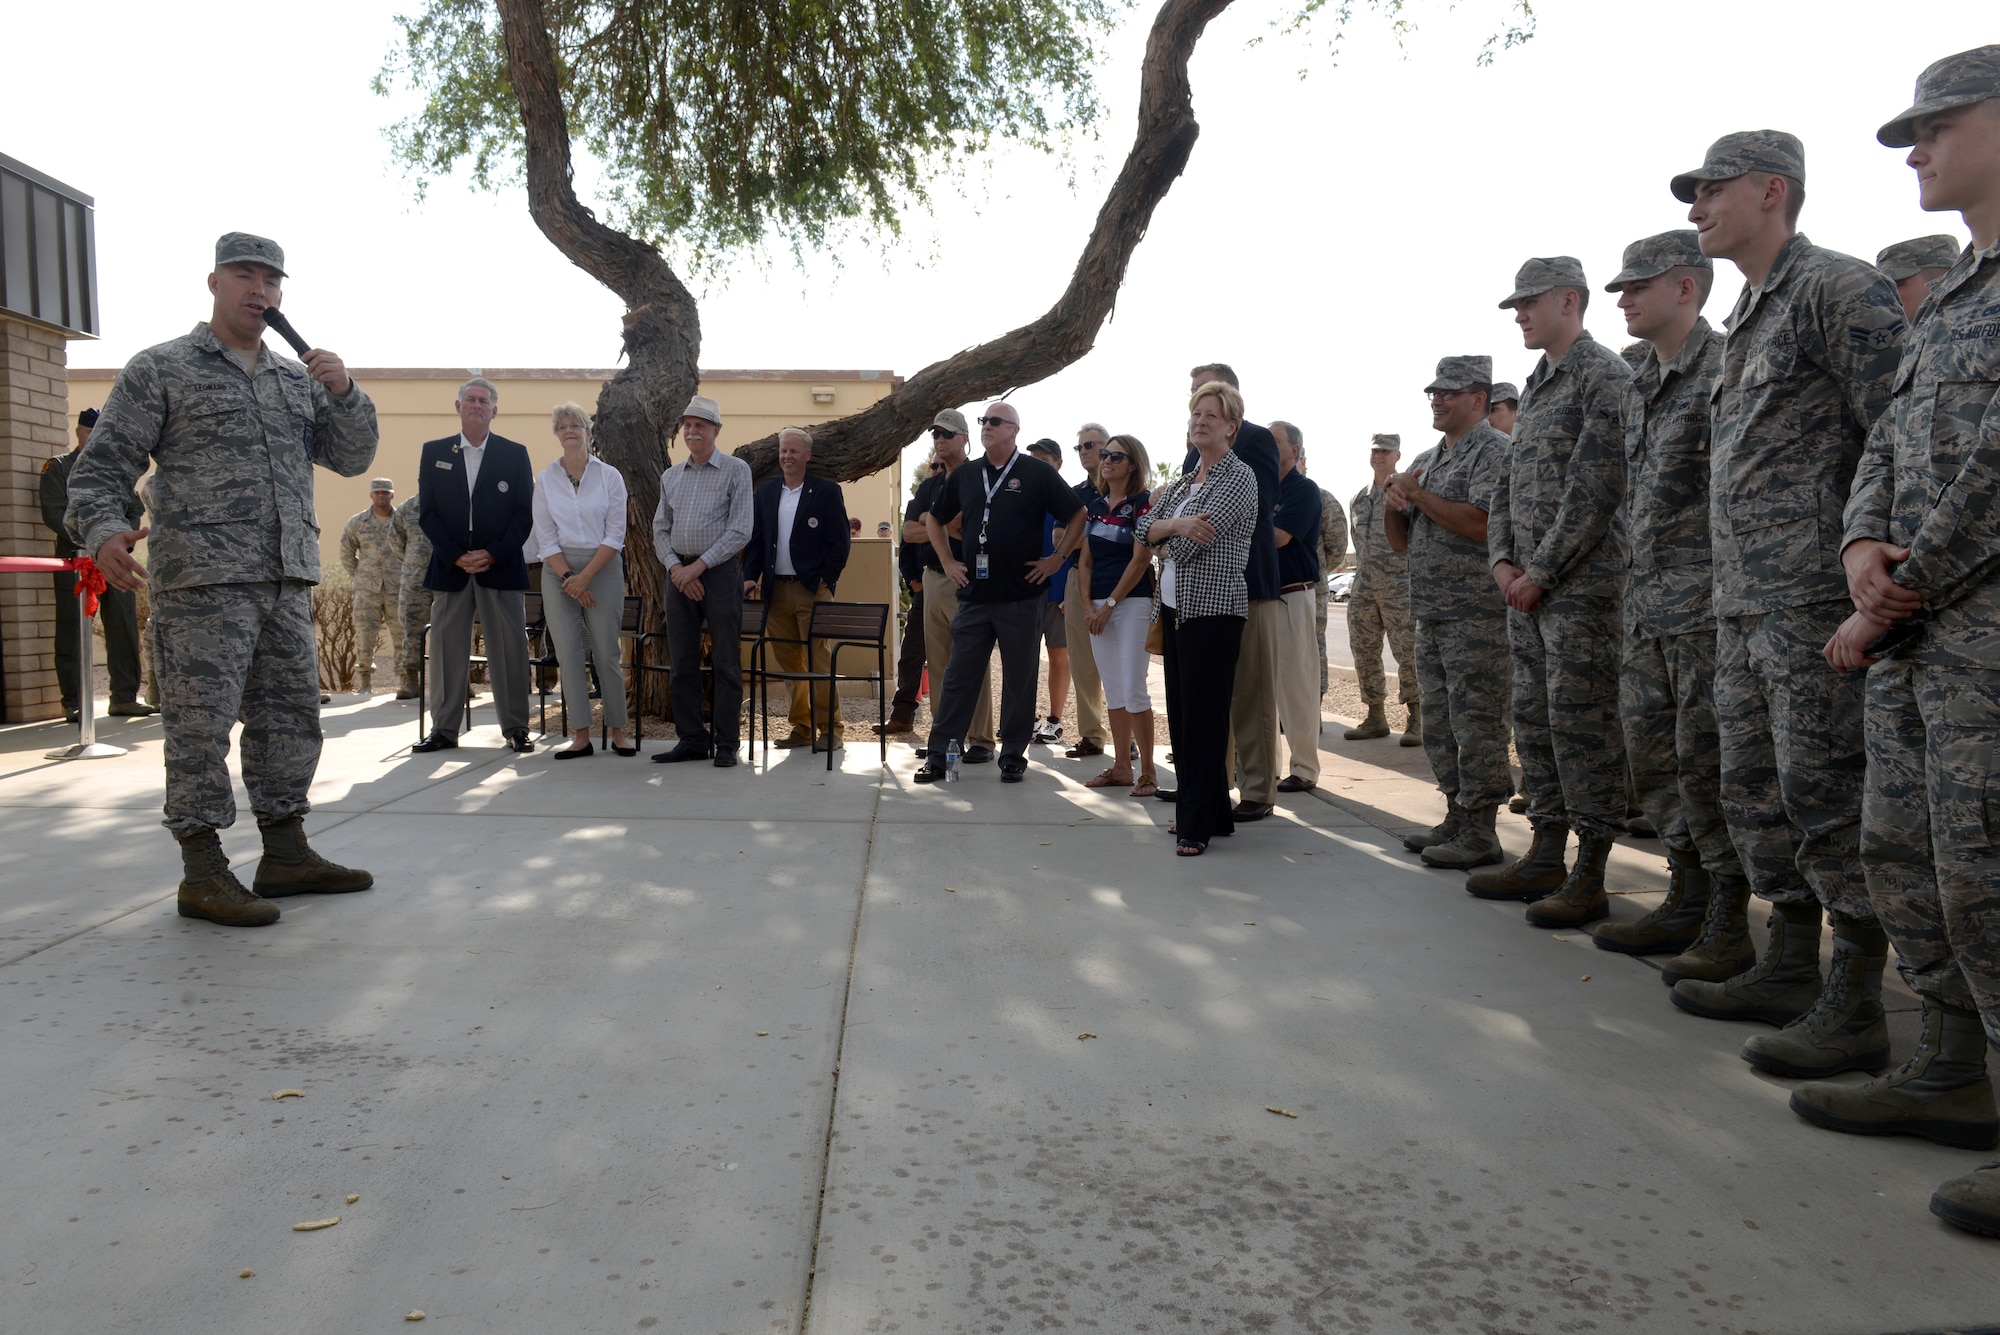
[{"x1": 977, "y1": 449, "x2": 1021, "y2": 548}]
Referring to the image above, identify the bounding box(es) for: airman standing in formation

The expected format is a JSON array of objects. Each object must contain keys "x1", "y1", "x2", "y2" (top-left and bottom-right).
[
  {"x1": 1486, "y1": 383, "x2": 1519, "y2": 437},
  {"x1": 1875, "y1": 233, "x2": 1965, "y2": 322},
  {"x1": 1312, "y1": 451, "x2": 1349, "y2": 701},
  {"x1": 390, "y1": 492, "x2": 433, "y2": 699},
  {"x1": 340, "y1": 477, "x2": 401, "y2": 694},
  {"x1": 1343, "y1": 433, "x2": 1418, "y2": 743}
]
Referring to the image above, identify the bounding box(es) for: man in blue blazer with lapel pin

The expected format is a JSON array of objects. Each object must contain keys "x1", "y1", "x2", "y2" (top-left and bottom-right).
[
  {"x1": 413, "y1": 376, "x2": 537, "y2": 753},
  {"x1": 744, "y1": 427, "x2": 853, "y2": 750}
]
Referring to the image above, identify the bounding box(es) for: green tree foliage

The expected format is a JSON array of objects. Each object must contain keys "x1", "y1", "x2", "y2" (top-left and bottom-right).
[{"x1": 377, "y1": 0, "x2": 1117, "y2": 269}]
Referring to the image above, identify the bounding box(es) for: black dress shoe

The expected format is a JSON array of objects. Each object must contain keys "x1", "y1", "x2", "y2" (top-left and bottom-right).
[
  {"x1": 999, "y1": 760, "x2": 1027, "y2": 783},
  {"x1": 962, "y1": 746, "x2": 995, "y2": 764},
  {"x1": 1153, "y1": 787, "x2": 1178, "y2": 802},
  {"x1": 507, "y1": 729, "x2": 536, "y2": 753},
  {"x1": 1065, "y1": 739, "x2": 1104, "y2": 759},
  {"x1": 912, "y1": 764, "x2": 947, "y2": 784},
  {"x1": 713, "y1": 749, "x2": 740, "y2": 767},
  {"x1": 653, "y1": 742, "x2": 713, "y2": 763},
  {"x1": 412, "y1": 731, "x2": 459, "y2": 753},
  {"x1": 1276, "y1": 776, "x2": 1316, "y2": 793},
  {"x1": 1231, "y1": 800, "x2": 1275, "y2": 821},
  {"x1": 555, "y1": 742, "x2": 594, "y2": 759}
]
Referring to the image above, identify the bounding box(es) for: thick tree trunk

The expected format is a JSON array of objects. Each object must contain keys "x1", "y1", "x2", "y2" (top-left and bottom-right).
[
  {"x1": 496, "y1": 0, "x2": 701, "y2": 715},
  {"x1": 737, "y1": 0, "x2": 1236, "y2": 483}
]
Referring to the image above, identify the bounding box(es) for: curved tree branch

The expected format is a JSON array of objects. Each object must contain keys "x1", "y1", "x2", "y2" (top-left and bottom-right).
[{"x1": 736, "y1": 0, "x2": 1236, "y2": 483}]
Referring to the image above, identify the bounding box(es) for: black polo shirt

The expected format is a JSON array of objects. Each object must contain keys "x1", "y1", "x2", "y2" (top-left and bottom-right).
[
  {"x1": 929, "y1": 448, "x2": 1082, "y2": 604},
  {"x1": 911, "y1": 472, "x2": 952, "y2": 573},
  {"x1": 1274, "y1": 470, "x2": 1323, "y2": 587}
]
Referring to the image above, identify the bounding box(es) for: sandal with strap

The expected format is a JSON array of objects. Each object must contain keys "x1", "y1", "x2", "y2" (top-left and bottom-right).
[
  {"x1": 1175, "y1": 837, "x2": 1207, "y2": 857},
  {"x1": 1084, "y1": 767, "x2": 1134, "y2": 788},
  {"x1": 1129, "y1": 774, "x2": 1158, "y2": 798}
]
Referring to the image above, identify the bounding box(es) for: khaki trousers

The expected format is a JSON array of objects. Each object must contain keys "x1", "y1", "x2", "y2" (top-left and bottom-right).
[
  {"x1": 1229, "y1": 598, "x2": 1283, "y2": 805},
  {"x1": 922, "y1": 568, "x2": 995, "y2": 750},
  {"x1": 1060, "y1": 584, "x2": 1107, "y2": 744},
  {"x1": 767, "y1": 578, "x2": 841, "y2": 740},
  {"x1": 1275, "y1": 588, "x2": 1322, "y2": 783}
]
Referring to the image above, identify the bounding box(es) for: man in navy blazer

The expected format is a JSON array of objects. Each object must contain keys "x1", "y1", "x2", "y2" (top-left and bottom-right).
[
  {"x1": 412, "y1": 377, "x2": 537, "y2": 753},
  {"x1": 743, "y1": 427, "x2": 852, "y2": 749}
]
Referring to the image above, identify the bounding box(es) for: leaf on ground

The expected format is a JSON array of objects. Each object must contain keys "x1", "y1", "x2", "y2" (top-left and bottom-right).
[
  {"x1": 271, "y1": 1090, "x2": 304, "y2": 1101},
  {"x1": 1265, "y1": 1106, "x2": 1298, "y2": 1118},
  {"x1": 1076, "y1": 1032, "x2": 1097, "y2": 1040},
  {"x1": 292, "y1": 1217, "x2": 340, "y2": 1232},
  {"x1": 238, "y1": 1270, "x2": 254, "y2": 1279},
  {"x1": 1580, "y1": 975, "x2": 1591, "y2": 982},
  {"x1": 346, "y1": 1194, "x2": 360, "y2": 1204}
]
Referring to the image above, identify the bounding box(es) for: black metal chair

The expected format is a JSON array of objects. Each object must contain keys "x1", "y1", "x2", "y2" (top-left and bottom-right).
[{"x1": 750, "y1": 601, "x2": 891, "y2": 771}]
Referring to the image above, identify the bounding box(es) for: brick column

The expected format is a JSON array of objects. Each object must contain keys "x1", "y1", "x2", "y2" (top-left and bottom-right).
[{"x1": 0, "y1": 315, "x2": 67, "y2": 722}]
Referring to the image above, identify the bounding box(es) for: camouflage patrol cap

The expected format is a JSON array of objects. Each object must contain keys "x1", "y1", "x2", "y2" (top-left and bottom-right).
[
  {"x1": 1876, "y1": 234, "x2": 1964, "y2": 280},
  {"x1": 1605, "y1": 230, "x2": 1710, "y2": 291},
  {"x1": 1878, "y1": 45, "x2": 2000, "y2": 148},
  {"x1": 369, "y1": 477, "x2": 395, "y2": 493},
  {"x1": 214, "y1": 232, "x2": 287, "y2": 277},
  {"x1": 1489, "y1": 382, "x2": 1520, "y2": 406},
  {"x1": 1369, "y1": 433, "x2": 1401, "y2": 451},
  {"x1": 1425, "y1": 356, "x2": 1493, "y2": 392},
  {"x1": 1669, "y1": 130, "x2": 1805, "y2": 203},
  {"x1": 1498, "y1": 257, "x2": 1588, "y2": 309}
]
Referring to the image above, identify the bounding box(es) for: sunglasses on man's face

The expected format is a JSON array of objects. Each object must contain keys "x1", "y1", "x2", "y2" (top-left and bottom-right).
[
  {"x1": 1098, "y1": 452, "x2": 1128, "y2": 464},
  {"x1": 977, "y1": 416, "x2": 1017, "y2": 427}
]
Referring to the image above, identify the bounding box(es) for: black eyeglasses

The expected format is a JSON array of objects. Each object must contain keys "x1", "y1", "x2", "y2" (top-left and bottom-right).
[
  {"x1": 928, "y1": 427, "x2": 960, "y2": 440},
  {"x1": 928, "y1": 462, "x2": 945, "y2": 473},
  {"x1": 1098, "y1": 452, "x2": 1128, "y2": 464},
  {"x1": 977, "y1": 416, "x2": 1017, "y2": 427}
]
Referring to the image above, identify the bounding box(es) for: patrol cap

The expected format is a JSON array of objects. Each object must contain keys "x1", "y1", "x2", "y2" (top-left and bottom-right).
[
  {"x1": 931, "y1": 408, "x2": 969, "y2": 436},
  {"x1": 369, "y1": 477, "x2": 395, "y2": 493},
  {"x1": 1369, "y1": 433, "x2": 1401, "y2": 451},
  {"x1": 1605, "y1": 230, "x2": 1710, "y2": 291},
  {"x1": 214, "y1": 231, "x2": 287, "y2": 277},
  {"x1": 1498, "y1": 257, "x2": 1588, "y2": 309},
  {"x1": 77, "y1": 407, "x2": 99, "y2": 428},
  {"x1": 1026, "y1": 438, "x2": 1062, "y2": 462},
  {"x1": 681, "y1": 394, "x2": 722, "y2": 426},
  {"x1": 1879, "y1": 45, "x2": 2000, "y2": 148},
  {"x1": 1876, "y1": 234, "x2": 1964, "y2": 280},
  {"x1": 1489, "y1": 382, "x2": 1520, "y2": 406},
  {"x1": 1425, "y1": 355, "x2": 1493, "y2": 392},
  {"x1": 1670, "y1": 130, "x2": 1805, "y2": 204}
]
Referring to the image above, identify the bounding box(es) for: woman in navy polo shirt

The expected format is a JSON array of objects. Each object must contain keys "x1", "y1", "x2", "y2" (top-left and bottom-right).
[{"x1": 1078, "y1": 434, "x2": 1158, "y2": 796}]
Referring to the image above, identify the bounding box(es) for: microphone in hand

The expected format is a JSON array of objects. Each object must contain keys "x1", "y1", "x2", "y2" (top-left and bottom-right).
[{"x1": 260, "y1": 307, "x2": 311, "y2": 357}]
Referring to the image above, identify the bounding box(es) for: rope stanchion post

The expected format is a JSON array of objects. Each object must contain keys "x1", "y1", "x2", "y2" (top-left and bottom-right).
[{"x1": 0, "y1": 555, "x2": 130, "y2": 760}]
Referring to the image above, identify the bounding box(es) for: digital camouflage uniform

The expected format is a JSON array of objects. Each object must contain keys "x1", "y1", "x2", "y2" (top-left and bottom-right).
[
  {"x1": 1314, "y1": 484, "x2": 1348, "y2": 696},
  {"x1": 66, "y1": 321, "x2": 379, "y2": 834},
  {"x1": 1348, "y1": 475, "x2": 1417, "y2": 709},
  {"x1": 1707, "y1": 234, "x2": 1904, "y2": 922},
  {"x1": 1406, "y1": 412, "x2": 1513, "y2": 811},
  {"x1": 1843, "y1": 231, "x2": 2000, "y2": 1035},
  {"x1": 340, "y1": 503, "x2": 401, "y2": 681},
  {"x1": 392, "y1": 494, "x2": 434, "y2": 686},
  {"x1": 1619, "y1": 308, "x2": 1744, "y2": 883}
]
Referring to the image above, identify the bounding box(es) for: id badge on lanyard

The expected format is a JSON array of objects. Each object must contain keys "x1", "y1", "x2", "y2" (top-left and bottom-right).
[{"x1": 975, "y1": 451, "x2": 1021, "y2": 580}]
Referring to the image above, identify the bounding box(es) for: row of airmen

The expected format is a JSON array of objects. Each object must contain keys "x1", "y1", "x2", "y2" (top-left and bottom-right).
[{"x1": 1336, "y1": 46, "x2": 2000, "y2": 1238}]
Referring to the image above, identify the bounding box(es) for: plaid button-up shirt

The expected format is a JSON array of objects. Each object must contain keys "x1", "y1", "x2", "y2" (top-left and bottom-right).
[{"x1": 651, "y1": 449, "x2": 754, "y2": 570}]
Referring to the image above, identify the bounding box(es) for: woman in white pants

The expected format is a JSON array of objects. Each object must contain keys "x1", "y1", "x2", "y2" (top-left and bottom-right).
[
  {"x1": 532, "y1": 402, "x2": 634, "y2": 757},
  {"x1": 1078, "y1": 434, "x2": 1159, "y2": 796}
]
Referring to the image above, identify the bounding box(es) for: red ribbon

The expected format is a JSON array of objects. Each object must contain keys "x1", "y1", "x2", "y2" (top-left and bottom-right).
[{"x1": 72, "y1": 558, "x2": 107, "y2": 618}]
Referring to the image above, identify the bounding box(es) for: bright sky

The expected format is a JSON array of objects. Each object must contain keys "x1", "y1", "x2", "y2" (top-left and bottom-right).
[{"x1": 5, "y1": 0, "x2": 1990, "y2": 511}]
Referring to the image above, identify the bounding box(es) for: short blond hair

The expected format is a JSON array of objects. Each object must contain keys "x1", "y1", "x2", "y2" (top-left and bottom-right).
[
  {"x1": 551, "y1": 400, "x2": 591, "y2": 433},
  {"x1": 778, "y1": 426, "x2": 814, "y2": 449},
  {"x1": 1189, "y1": 380, "x2": 1245, "y2": 427}
]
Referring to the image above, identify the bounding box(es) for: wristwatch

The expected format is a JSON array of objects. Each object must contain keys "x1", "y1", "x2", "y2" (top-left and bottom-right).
[{"x1": 1104, "y1": 597, "x2": 1117, "y2": 610}]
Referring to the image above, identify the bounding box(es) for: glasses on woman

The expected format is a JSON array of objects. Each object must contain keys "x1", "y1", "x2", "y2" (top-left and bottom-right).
[{"x1": 1098, "y1": 452, "x2": 1128, "y2": 464}]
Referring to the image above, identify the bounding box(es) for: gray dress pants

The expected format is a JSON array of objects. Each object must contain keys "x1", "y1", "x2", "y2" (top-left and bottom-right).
[{"x1": 429, "y1": 579, "x2": 531, "y2": 737}]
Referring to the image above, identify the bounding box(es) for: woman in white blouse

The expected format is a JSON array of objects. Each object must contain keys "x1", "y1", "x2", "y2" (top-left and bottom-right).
[{"x1": 532, "y1": 403, "x2": 634, "y2": 757}]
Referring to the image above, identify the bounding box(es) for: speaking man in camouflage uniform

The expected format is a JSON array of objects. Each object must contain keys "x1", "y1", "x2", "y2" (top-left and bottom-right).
[
  {"x1": 1345, "y1": 434, "x2": 1419, "y2": 742},
  {"x1": 1592, "y1": 231, "x2": 1756, "y2": 982},
  {"x1": 1474, "y1": 258, "x2": 1631, "y2": 928},
  {"x1": 339, "y1": 478, "x2": 401, "y2": 694},
  {"x1": 390, "y1": 493, "x2": 432, "y2": 699},
  {"x1": 1487, "y1": 383, "x2": 1519, "y2": 438},
  {"x1": 1387, "y1": 357, "x2": 1511, "y2": 870},
  {"x1": 1794, "y1": 48, "x2": 2000, "y2": 1239},
  {"x1": 68, "y1": 233, "x2": 379, "y2": 928},
  {"x1": 1664, "y1": 132, "x2": 1908, "y2": 1074},
  {"x1": 1876, "y1": 233, "x2": 1965, "y2": 322}
]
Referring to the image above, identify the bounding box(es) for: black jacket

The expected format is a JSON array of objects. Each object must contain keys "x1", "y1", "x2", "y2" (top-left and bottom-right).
[
  {"x1": 744, "y1": 473, "x2": 852, "y2": 600},
  {"x1": 418, "y1": 433, "x2": 536, "y2": 592},
  {"x1": 1182, "y1": 421, "x2": 1282, "y2": 600}
]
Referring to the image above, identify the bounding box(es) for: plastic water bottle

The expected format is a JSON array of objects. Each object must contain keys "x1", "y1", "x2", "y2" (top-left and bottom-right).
[{"x1": 944, "y1": 738, "x2": 961, "y2": 783}]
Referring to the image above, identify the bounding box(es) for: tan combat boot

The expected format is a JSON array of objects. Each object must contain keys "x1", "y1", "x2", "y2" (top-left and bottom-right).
[
  {"x1": 1344, "y1": 704, "x2": 1390, "y2": 741},
  {"x1": 357, "y1": 669, "x2": 373, "y2": 696},
  {"x1": 1933, "y1": 1162, "x2": 2000, "y2": 1237},
  {"x1": 176, "y1": 830, "x2": 280, "y2": 927},
  {"x1": 1466, "y1": 821, "x2": 1569, "y2": 902},
  {"x1": 395, "y1": 672, "x2": 422, "y2": 700},
  {"x1": 1421, "y1": 803, "x2": 1503, "y2": 869},
  {"x1": 1399, "y1": 700, "x2": 1424, "y2": 747},
  {"x1": 253, "y1": 817, "x2": 375, "y2": 898},
  {"x1": 1658, "y1": 874, "x2": 1755, "y2": 985},
  {"x1": 1524, "y1": 828, "x2": 1613, "y2": 927},
  {"x1": 1593, "y1": 856, "x2": 1710, "y2": 955},
  {"x1": 1401, "y1": 799, "x2": 1464, "y2": 854},
  {"x1": 1791, "y1": 999, "x2": 1998, "y2": 1149},
  {"x1": 1741, "y1": 920, "x2": 1891, "y2": 1078},
  {"x1": 1671, "y1": 900, "x2": 1823, "y2": 1025}
]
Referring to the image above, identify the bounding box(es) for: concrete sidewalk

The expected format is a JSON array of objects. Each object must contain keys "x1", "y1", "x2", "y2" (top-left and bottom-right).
[{"x1": 2, "y1": 695, "x2": 1993, "y2": 1334}]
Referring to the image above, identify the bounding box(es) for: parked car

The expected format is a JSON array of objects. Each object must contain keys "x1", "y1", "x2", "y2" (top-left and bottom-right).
[{"x1": 1328, "y1": 570, "x2": 1354, "y2": 602}]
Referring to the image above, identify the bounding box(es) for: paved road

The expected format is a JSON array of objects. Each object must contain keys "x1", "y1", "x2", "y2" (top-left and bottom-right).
[
  {"x1": 2, "y1": 701, "x2": 1989, "y2": 1333},
  {"x1": 1324, "y1": 596, "x2": 1402, "y2": 678}
]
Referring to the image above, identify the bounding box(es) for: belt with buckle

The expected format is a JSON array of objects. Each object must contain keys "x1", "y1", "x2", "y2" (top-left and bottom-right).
[{"x1": 1279, "y1": 581, "x2": 1313, "y2": 594}]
